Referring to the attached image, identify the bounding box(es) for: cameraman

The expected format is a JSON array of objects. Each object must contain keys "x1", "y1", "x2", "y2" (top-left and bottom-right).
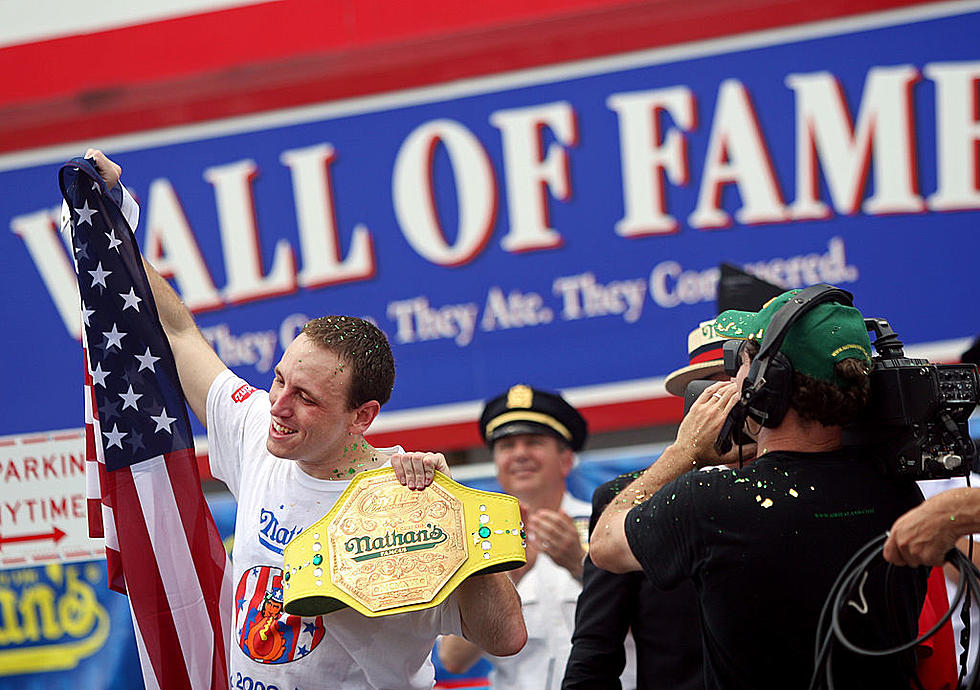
[{"x1": 590, "y1": 288, "x2": 928, "y2": 689}]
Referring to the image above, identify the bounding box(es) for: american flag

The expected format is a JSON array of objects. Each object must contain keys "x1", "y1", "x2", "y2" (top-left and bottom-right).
[{"x1": 59, "y1": 157, "x2": 232, "y2": 690}]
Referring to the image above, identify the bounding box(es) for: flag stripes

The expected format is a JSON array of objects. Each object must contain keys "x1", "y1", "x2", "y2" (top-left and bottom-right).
[{"x1": 62, "y1": 156, "x2": 231, "y2": 690}]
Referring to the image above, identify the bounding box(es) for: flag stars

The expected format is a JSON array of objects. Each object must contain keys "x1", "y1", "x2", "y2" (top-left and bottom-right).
[
  {"x1": 75, "y1": 200, "x2": 98, "y2": 226},
  {"x1": 88, "y1": 262, "x2": 112, "y2": 288},
  {"x1": 102, "y1": 424, "x2": 126, "y2": 449},
  {"x1": 125, "y1": 430, "x2": 145, "y2": 453},
  {"x1": 100, "y1": 398, "x2": 121, "y2": 423},
  {"x1": 135, "y1": 347, "x2": 160, "y2": 373},
  {"x1": 81, "y1": 304, "x2": 95, "y2": 328},
  {"x1": 121, "y1": 365, "x2": 142, "y2": 388},
  {"x1": 106, "y1": 229, "x2": 123, "y2": 253},
  {"x1": 102, "y1": 323, "x2": 127, "y2": 350},
  {"x1": 75, "y1": 240, "x2": 90, "y2": 261},
  {"x1": 119, "y1": 287, "x2": 142, "y2": 312},
  {"x1": 150, "y1": 408, "x2": 177, "y2": 434},
  {"x1": 118, "y1": 385, "x2": 143, "y2": 411},
  {"x1": 90, "y1": 362, "x2": 110, "y2": 388}
]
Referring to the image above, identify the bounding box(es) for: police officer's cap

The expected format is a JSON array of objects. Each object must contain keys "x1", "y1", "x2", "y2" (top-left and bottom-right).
[{"x1": 480, "y1": 384, "x2": 587, "y2": 451}]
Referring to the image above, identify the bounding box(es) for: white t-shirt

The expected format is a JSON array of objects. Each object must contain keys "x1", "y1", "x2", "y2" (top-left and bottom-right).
[{"x1": 207, "y1": 370, "x2": 462, "y2": 690}]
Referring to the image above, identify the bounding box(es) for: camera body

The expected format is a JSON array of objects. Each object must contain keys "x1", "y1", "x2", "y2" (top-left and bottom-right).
[{"x1": 844, "y1": 319, "x2": 979, "y2": 479}]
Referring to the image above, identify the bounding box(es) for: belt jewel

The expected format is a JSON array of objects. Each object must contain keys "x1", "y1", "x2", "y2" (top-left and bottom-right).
[{"x1": 282, "y1": 468, "x2": 526, "y2": 617}]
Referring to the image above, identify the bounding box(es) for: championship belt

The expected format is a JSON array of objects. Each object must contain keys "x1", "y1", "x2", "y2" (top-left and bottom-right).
[{"x1": 282, "y1": 468, "x2": 525, "y2": 617}]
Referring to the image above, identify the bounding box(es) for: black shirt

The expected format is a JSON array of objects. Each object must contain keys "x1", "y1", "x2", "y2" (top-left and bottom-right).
[{"x1": 624, "y1": 448, "x2": 927, "y2": 690}]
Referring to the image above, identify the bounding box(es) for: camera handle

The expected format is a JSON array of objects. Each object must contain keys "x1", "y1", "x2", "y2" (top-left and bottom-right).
[{"x1": 865, "y1": 318, "x2": 906, "y2": 359}]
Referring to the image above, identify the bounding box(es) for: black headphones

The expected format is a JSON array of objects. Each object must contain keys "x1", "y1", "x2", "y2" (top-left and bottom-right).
[{"x1": 714, "y1": 284, "x2": 855, "y2": 454}]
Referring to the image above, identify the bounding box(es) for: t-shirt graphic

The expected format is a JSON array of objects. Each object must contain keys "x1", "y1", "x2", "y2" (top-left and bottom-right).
[
  {"x1": 236, "y1": 565, "x2": 325, "y2": 664},
  {"x1": 258, "y1": 505, "x2": 303, "y2": 555}
]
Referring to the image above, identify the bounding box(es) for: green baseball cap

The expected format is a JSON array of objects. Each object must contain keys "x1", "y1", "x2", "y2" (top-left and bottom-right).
[{"x1": 714, "y1": 289, "x2": 872, "y2": 387}]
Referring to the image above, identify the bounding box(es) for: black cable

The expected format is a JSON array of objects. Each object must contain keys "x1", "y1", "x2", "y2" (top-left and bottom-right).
[
  {"x1": 809, "y1": 533, "x2": 980, "y2": 690},
  {"x1": 808, "y1": 535, "x2": 892, "y2": 690}
]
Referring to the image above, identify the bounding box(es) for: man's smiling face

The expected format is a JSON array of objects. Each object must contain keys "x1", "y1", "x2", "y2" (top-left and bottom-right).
[{"x1": 266, "y1": 333, "x2": 356, "y2": 470}]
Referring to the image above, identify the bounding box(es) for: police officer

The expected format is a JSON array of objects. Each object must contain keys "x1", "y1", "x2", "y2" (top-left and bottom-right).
[{"x1": 440, "y1": 384, "x2": 590, "y2": 690}]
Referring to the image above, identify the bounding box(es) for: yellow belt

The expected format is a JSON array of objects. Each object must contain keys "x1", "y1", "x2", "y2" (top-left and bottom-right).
[{"x1": 282, "y1": 468, "x2": 525, "y2": 617}]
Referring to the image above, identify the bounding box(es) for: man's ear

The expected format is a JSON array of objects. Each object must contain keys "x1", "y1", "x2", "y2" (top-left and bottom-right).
[
  {"x1": 349, "y1": 400, "x2": 381, "y2": 435},
  {"x1": 559, "y1": 445, "x2": 575, "y2": 477}
]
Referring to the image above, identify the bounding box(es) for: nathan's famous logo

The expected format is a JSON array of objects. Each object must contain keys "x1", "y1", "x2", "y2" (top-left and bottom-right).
[
  {"x1": 0, "y1": 563, "x2": 110, "y2": 676},
  {"x1": 258, "y1": 508, "x2": 302, "y2": 555},
  {"x1": 344, "y1": 523, "x2": 448, "y2": 562}
]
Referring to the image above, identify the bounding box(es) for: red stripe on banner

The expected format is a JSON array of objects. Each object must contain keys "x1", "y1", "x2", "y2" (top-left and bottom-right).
[
  {"x1": 165, "y1": 447, "x2": 230, "y2": 689},
  {"x1": 108, "y1": 467, "x2": 194, "y2": 690},
  {"x1": 21, "y1": 436, "x2": 47, "y2": 445},
  {"x1": 434, "y1": 680, "x2": 492, "y2": 689},
  {"x1": 367, "y1": 395, "x2": 685, "y2": 451},
  {"x1": 0, "y1": 0, "x2": 944, "y2": 153}
]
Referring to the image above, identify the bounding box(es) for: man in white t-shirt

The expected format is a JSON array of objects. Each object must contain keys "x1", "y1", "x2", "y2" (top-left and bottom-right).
[
  {"x1": 438, "y1": 385, "x2": 592, "y2": 690},
  {"x1": 86, "y1": 150, "x2": 527, "y2": 690}
]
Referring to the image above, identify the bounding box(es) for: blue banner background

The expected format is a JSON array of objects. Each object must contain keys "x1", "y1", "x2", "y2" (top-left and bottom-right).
[{"x1": 2, "y1": 9, "x2": 978, "y2": 438}]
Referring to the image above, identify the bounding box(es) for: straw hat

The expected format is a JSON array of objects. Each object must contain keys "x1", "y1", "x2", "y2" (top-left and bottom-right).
[{"x1": 663, "y1": 320, "x2": 729, "y2": 397}]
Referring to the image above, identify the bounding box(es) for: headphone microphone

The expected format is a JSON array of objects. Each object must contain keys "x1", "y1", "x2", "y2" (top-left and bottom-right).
[{"x1": 714, "y1": 284, "x2": 855, "y2": 455}]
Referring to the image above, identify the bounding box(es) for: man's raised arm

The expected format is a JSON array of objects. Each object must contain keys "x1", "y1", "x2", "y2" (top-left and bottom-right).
[{"x1": 87, "y1": 149, "x2": 226, "y2": 427}]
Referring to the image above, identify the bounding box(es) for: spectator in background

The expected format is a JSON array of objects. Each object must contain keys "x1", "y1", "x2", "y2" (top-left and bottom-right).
[
  {"x1": 561, "y1": 321, "x2": 726, "y2": 690},
  {"x1": 439, "y1": 385, "x2": 596, "y2": 690}
]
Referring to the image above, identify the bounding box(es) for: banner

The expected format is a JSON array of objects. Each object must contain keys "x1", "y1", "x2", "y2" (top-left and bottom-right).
[{"x1": 3, "y1": 4, "x2": 979, "y2": 445}]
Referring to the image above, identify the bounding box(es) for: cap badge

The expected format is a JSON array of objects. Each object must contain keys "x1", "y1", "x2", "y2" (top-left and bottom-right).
[{"x1": 506, "y1": 384, "x2": 533, "y2": 409}]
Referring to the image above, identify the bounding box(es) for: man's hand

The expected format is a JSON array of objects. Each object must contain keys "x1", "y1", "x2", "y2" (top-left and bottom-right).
[
  {"x1": 85, "y1": 149, "x2": 121, "y2": 190},
  {"x1": 674, "y1": 380, "x2": 755, "y2": 468},
  {"x1": 391, "y1": 452, "x2": 450, "y2": 490},
  {"x1": 528, "y1": 508, "x2": 586, "y2": 580},
  {"x1": 884, "y1": 488, "x2": 976, "y2": 567}
]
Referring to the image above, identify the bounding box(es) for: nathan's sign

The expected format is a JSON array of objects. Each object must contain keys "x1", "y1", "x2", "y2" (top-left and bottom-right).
[
  {"x1": 0, "y1": 563, "x2": 110, "y2": 676},
  {"x1": 3, "y1": 5, "x2": 978, "y2": 440}
]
